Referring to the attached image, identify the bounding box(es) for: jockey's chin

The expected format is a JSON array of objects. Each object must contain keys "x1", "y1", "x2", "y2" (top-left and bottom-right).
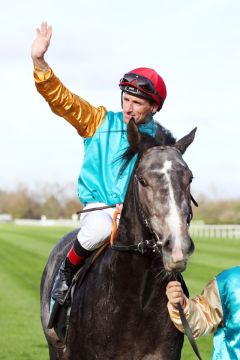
[{"x1": 123, "y1": 114, "x2": 135, "y2": 124}]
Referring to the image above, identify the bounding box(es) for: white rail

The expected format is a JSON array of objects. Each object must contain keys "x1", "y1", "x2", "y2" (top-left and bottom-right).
[
  {"x1": 3, "y1": 216, "x2": 240, "y2": 239},
  {"x1": 190, "y1": 224, "x2": 240, "y2": 239},
  {"x1": 14, "y1": 214, "x2": 79, "y2": 228}
]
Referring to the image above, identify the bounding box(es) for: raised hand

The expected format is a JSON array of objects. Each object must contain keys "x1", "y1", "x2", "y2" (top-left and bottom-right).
[{"x1": 31, "y1": 21, "x2": 52, "y2": 69}]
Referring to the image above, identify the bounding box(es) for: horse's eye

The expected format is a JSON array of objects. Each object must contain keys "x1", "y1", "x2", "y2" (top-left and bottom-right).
[
  {"x1": 187, "y1": 213, "x2": 192, "y2": 224},
  {"x1": 138, "y1": 176, "x2": 147, "y2": 187},
  {"x1": 186, "y1": 209, "x2": 193, "y2": 225}
]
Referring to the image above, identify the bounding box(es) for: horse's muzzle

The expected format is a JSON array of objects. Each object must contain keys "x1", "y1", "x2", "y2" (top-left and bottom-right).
[{"x1": 167, "y1": 259, "x2": 188, "y2": 273}]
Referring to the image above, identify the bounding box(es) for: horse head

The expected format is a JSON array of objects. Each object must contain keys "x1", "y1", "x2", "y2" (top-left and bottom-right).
[{"x1": 125, "y1": 119, "x2": 197, "y2": 273}]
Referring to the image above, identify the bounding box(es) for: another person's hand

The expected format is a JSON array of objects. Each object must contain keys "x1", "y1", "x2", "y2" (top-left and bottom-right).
[
  {"x1": 166, "y1": 281, "x2": 184, "y2": 308},
  {"x1": 31, "y1": 21, "x2": 52, "y2": 69}
]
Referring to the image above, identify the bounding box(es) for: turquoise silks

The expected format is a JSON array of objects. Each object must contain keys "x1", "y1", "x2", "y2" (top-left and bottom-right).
[
  {"x1": 77, "y1": 111, "x2": 157, "y2": 205},
  {"x1": 213, "y1": 266, "x2": 240, "y2": 360}
]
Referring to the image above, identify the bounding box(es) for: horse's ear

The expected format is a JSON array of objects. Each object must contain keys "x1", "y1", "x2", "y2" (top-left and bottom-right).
[
  {"x1": 127, "y1": 118, "x2": 142, "y2": 153},
  {"x1": 174, "y1": 127, "x2": 197, "y2": 154}
]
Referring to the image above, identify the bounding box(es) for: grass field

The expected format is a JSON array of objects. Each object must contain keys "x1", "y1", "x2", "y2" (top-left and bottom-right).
[{"x1": 0, "y1": 224, "x2": 239, "y2": 359}]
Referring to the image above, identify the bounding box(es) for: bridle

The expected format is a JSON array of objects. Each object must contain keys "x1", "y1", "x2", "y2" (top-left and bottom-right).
[
  {"x1": 111, "y1": 174, "x2": 162, "y2": 256},
  {"x1": 111, "y1": 169, "x2": 197, "y2": 256},
  {"x1": 77, "y1": 158, "x2": 197, "y2": 256}
]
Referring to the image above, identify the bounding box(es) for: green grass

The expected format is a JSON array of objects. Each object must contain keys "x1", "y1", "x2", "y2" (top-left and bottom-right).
[
  {"x1": 0, "y1": 224, "x2": 239, "y2": 359},
  {"x1": 0, "y1": 224, "x2": 73, "y2": 360}
]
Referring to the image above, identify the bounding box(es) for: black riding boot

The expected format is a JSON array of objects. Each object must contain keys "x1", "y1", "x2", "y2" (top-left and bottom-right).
[{"x1": 51, "y1": 258, "x2": 80, "y2": 306}]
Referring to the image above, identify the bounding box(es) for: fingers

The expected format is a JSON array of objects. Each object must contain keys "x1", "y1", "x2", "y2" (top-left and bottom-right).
[
  {"x1": 38, "y1": 21, "x2": 52, "y2": 40},
  {"x1": 166, "y1": 281, "x2": 184, "y2": 305},
  {"x1": 166, "y1": 281, "x2": 181, "y2": 290},
  {"x1": 40, "y1": 21, "x2": 48, "y2": 36},
  {"x1": 47, "y1": 25, "x2": 52, "y2": 41}
]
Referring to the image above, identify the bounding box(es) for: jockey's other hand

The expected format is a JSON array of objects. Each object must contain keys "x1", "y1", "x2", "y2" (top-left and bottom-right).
[{"x1": 116, "y1": 203, "x2": 123, "y2": 214}]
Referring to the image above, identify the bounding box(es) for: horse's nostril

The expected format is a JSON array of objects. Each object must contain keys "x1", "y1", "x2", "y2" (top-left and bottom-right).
[
  {"x1": 189, "y1": 238, "x2": 195, "y2": 254},
  {"x1": 163, "y1": 237, "x2": 172, "y2": 252},
  {"x1": 165, "y1": 240, "x2": 170, "y2": 248}
]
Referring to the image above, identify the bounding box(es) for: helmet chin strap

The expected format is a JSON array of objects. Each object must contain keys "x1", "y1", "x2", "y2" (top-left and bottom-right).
[
  {"x1": 121, "y1": 91, "x2": 124, "y2": 108},
  {"x1": 151, "y1": 108, "x2": 157, "y2": 116}
]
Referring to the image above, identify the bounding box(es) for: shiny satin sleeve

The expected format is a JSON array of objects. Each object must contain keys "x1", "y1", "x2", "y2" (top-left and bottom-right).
[
  {"x1": 167, "y1": 278, "x2": 223, "y2": 339},
  {"x1": 34, "y1": 66, "x2": 107, "y2": 137}
]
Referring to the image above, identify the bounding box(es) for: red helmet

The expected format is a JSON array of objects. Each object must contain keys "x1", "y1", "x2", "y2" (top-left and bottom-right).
[{"x1": 119, "y1": 67, "x2": 167, "y2": 111}]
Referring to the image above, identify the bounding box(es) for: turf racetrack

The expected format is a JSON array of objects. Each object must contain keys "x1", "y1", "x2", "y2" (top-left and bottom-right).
[{"x1": 0, "y1": 224, "x2": 239, "y2": 359}]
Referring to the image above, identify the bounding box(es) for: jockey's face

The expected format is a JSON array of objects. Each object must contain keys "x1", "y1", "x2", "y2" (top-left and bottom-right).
[{"x1": 122, "y1": 92, "x2": 158, "y2": 124}]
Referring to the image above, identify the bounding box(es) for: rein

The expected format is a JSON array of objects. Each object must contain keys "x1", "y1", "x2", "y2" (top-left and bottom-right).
[
  {"x1": 178, "y1": 303, "x2": 203, "y2": 360},
  {"x1": 76, "y1": 204, "x2": 116, "y2": 214}
]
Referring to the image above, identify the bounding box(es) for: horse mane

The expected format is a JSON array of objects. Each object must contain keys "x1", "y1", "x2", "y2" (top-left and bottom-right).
[{"x1": 117, "y1": 122, "x2": 176, "y2": 177}]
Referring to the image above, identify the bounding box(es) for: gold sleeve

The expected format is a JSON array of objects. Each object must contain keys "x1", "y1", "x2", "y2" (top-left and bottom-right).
[
  {"x1": 34, "y1": 66, "x2": 107, "y2": 137},
  {"x1": 167, "y1": 279, "x2": 223, "y2": 339}
]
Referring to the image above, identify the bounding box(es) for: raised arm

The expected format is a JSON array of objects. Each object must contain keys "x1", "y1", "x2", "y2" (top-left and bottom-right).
[{"x1": 31, "y1": 22, "x2": 107, "y2": 137}]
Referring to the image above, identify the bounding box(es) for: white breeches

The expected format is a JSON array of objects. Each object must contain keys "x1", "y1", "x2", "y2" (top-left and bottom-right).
[{"x1": 77, "y1": 202, "x2": 119, "y2": 251}]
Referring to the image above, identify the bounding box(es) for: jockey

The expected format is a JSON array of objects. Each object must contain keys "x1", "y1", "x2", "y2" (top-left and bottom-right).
[
  {"x1": 31, "y1": 22, "x2": 167, "y2": 306},
  {"x1": 166, "y1": 266, "x2": 240, "y2": 360}
]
